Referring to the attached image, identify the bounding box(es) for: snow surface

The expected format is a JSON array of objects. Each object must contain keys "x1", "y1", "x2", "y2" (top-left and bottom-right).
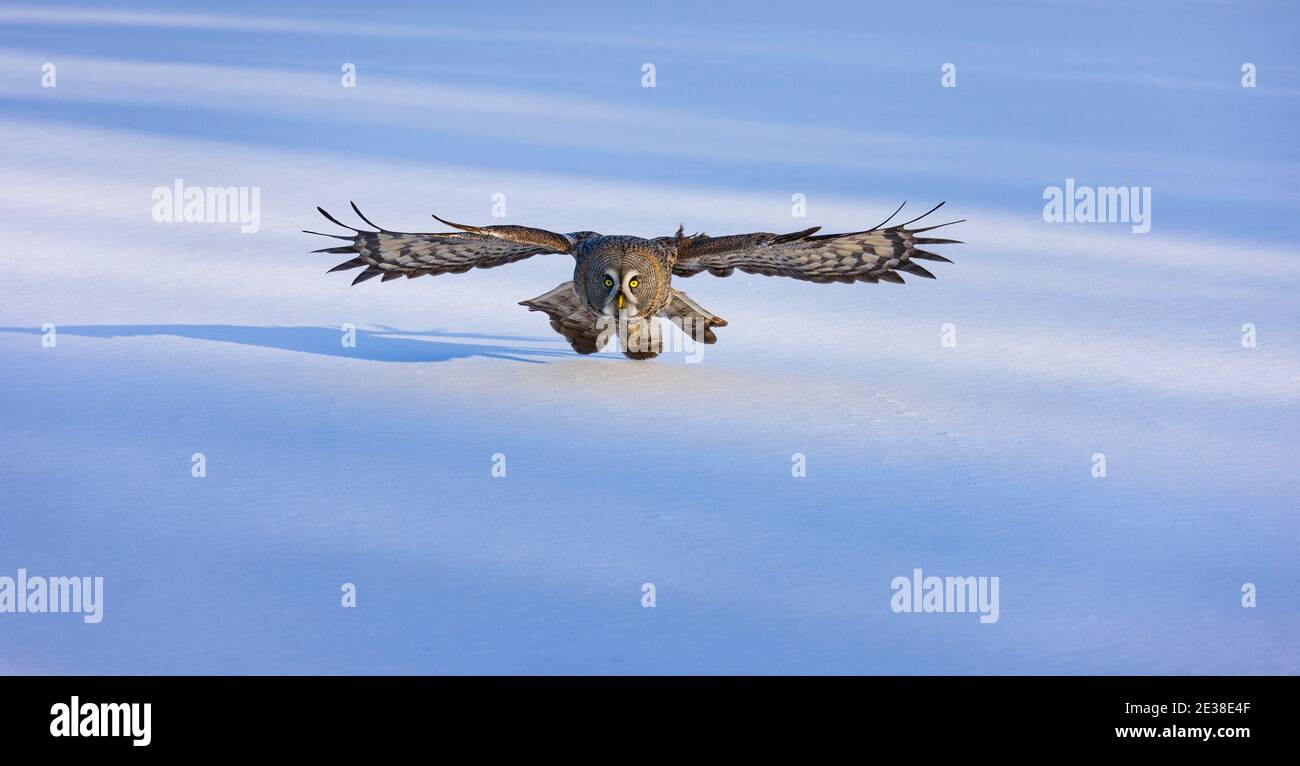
[{"x1": 1, "y1": 2, "x2": 1297, "y2": 673}]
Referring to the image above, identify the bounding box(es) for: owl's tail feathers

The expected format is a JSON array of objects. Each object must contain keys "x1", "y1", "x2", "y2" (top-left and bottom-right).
[
  {"x1": 662, "y1": 289, "x2": 728, "y2": 344},
  {"x1": 520, "y1": 283, "x2": 665, "y2": 359},
  {"x1": 520, "y1": 282, "x2": 608, "y2": 355}
]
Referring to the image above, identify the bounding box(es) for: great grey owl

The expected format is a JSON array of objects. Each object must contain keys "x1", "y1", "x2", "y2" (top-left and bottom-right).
[{"x1": 305, "y1": 202, "x2": 962, "y2": 359}]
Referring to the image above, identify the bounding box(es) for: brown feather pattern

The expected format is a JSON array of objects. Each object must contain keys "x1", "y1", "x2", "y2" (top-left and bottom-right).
[{"x1": 672, "y1": 203, "x2": 962, "y2": 284}]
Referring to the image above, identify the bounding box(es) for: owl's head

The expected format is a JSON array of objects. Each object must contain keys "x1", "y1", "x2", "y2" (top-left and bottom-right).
[{"x1": 581, "y1": 247, "x2": 663, "y2": 318}]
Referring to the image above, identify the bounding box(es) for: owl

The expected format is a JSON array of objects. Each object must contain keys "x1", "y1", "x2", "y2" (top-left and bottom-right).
[{"x1": 305, "y1": 202, "x2": 962, "y2": 359}]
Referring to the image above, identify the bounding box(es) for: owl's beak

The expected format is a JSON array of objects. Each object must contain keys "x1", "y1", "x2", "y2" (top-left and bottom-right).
[{"x1": 617, "y1": 293, "x2": 625, "y2": 310}]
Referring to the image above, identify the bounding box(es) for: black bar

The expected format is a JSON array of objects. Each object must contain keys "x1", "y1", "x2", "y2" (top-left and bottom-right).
[{"x1": 0, "y1": 676, "x2": 1289, "y2": 751}]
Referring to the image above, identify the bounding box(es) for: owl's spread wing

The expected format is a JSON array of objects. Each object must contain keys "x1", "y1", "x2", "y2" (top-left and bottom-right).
[
  {"x1": 306, "y1": 203, "x2": 594, "y2": 285},
  {"x1": 672, "y1": 202, "x2": 962, "y2": 284}
]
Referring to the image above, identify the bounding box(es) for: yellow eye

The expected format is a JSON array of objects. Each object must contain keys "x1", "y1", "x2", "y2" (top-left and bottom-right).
[
  {"x1": 629, "y1": 279, "x2": 640, "y2": 289},
  {"x1": 603, "y1": 277, "x2": 614, "y2": 288}
]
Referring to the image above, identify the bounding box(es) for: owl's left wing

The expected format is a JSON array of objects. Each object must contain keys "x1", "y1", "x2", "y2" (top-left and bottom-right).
[
  {"x1": 672, "y1": 202, "x2": 962, "y2": 284},
  {"x1": 306, "y1": 203, "x2": 594, "y2": 285}
]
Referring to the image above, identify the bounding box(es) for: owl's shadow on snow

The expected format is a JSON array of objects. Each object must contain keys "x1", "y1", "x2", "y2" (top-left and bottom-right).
[{"x1": 0, "y1": 324, "x2": 574, "y2": 364}]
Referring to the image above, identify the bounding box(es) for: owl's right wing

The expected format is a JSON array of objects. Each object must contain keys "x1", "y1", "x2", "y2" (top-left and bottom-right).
[
  {"x1": 672, "y1": 202, "x2": 962, "y2": 284},
  {"x1": 306, "y1": 203, "x2": 596, "y2": 285}
]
